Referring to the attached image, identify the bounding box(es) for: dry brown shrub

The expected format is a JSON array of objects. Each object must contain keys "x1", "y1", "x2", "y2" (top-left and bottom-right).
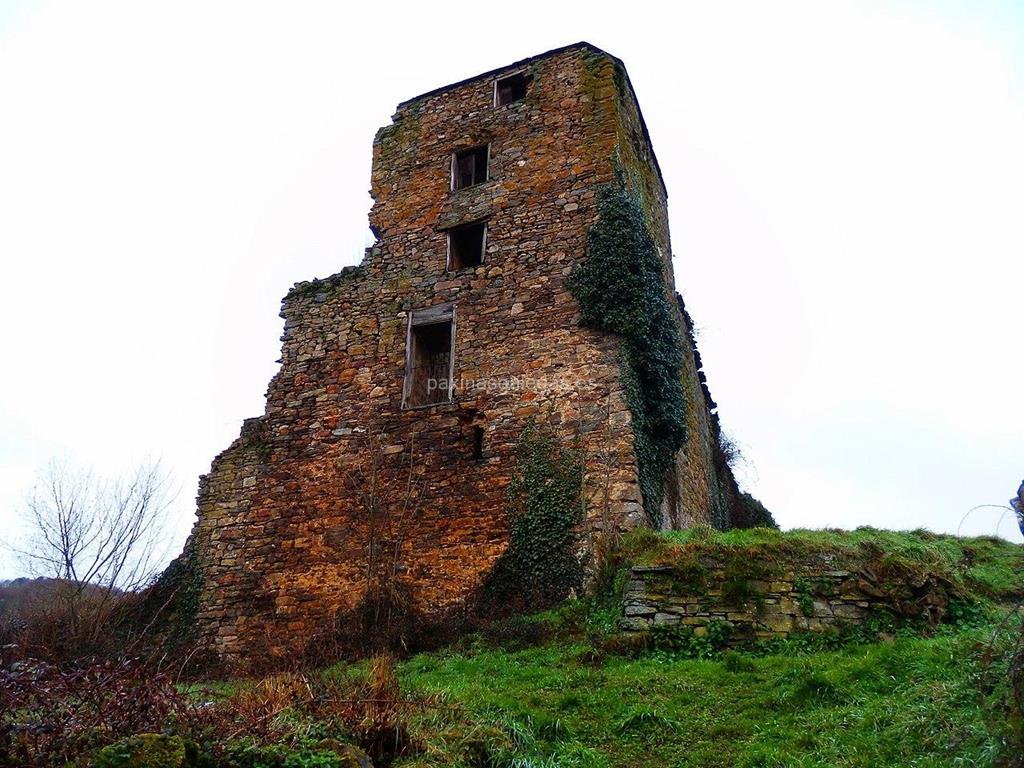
[{"x1": 0, "y1": 655, "x2": 191, "y2": 767}]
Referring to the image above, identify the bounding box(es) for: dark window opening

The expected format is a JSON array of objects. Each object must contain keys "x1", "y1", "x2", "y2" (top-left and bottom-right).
[
  {"x1": 447, "y1": 221, "x2": 486, "y2": 270},
  {"x1": 405, "y1": 309, "x2": 454, "y2": 407},
  {"x1": 472, "y1": 426, "x2": 484, "y2": 461},
  {"x1": 452, "y1": 145, "x2": 489, "y2": 190},
  {"x1": 495, "y1": 72, "x2": 530, "y2": 106}
]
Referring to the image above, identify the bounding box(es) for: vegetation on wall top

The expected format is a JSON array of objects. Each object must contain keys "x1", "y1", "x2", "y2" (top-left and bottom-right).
[
  {"x1": 285, "y1": 264, "x2": 366, "y2": 303},
  {"x1": 734, "y1": 491, "x2": 778, "y2": 530},
  {"x1": 618, "y1": 525, "x2": 1024, "y2": 605}
]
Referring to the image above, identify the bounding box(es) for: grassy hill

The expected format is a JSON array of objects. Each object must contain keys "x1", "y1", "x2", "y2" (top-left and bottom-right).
[
  {"x1": 4, "y1": 528, "x2": 1022, "y2": 768},
  {"x1": 398, "y1": 622, "x2": 1011, "y2": 767},
  {"x1": 387, "y1": 527, "x2": 1023, "y2": 767},
  {"x1": 203, "y1": 528, "x2": 1022, "y2": 768}
]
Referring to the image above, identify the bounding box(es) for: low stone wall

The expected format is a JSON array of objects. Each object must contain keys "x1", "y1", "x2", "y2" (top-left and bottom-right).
[{"x1": 619, "y1": 553, "x2": 955, "y2": 640}]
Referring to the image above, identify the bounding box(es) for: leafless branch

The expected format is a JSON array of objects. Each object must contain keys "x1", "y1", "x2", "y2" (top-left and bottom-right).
[{"x1": 7, "y1": 457, "x2": 175, "y2": 654}]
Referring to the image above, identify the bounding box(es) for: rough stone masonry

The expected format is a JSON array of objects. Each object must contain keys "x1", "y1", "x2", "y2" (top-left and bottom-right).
[
  {"x1": 620, "y1": 552, "x2": 957, "y2": 642},
  {"x1": 177, "y1": 42, "x2": 745, "y2": 662}
]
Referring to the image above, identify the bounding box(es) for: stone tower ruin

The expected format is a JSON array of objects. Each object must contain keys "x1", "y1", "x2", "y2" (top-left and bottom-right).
[{"x1": 177, "y1": 43, "x2": 743, "y2": 662}]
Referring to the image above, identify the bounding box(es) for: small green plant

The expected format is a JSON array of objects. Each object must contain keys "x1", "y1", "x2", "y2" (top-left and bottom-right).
[
  {"x1": 733, "y1": 491, "x2": 779, "y2": 530},
  {"x1": 94, "y1": 734, "x2": 187, "y2": 768},
  {"x1": 946, "y1": 599, "x2": 987, "y2": 626},
  {"x1": 688, "y1": 522, "x2": 716, "y2": 543},
  {"x1": 722, "y1": 650, "x2": 756, "y2": 673},
  {"x1": 706, "y1": 618, "x2": 734, "y2": 649},
  {"x1": 649, "y1": 618, "x2": 733, "y2": 659},
  {"x1": 720, "y1": 559, "x2": 768, "y2": 614},
  {"x1": 648, "y1": 623, "x2": 697, "y2": 654},
  {"x1": 669, "y1": 555, "x2": 708, "y2": 593},
  {"x1": 614, "y1": 708, "x2": 681, "y2": 736},
  {"x1": 793, "y1": 578, "x2": 815, "y2": 617},
  {"x1": 484, "y1": 713, "x2": 610, "y2": 768},
  {"x1": 780, "y1": 668, "x2": 842, "y2": 708},
  {"x1": 722, "y1": 574, "x2": 762, "y2": 613},
  {"x1": 225, "y1": 743, "x2": 350, "y2": 768}
]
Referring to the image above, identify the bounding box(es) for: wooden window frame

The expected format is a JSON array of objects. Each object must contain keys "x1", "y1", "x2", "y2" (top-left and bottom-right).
[
  {"x1": 493, "y1": 70, "x2": 530, "y2": 107},
  {"x1": 445, "y1": 220, "x2": 487, "y2": 272},
  {"x1": 401, "y1": 303, "x2": 456, "y2": 409},
  {"x1": 450, "y1": 144, "x2": 490, "y2": 191}
]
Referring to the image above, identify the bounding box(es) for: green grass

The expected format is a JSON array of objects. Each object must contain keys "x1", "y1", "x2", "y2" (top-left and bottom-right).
[
  {"x1": 396, "y1": 623, "x2": 1017, "y2": 767},
  {"x1": 384, "y1": 528, "x2": 1022, "y2": 767},
  {"x1": 193, "y1": 529, "x2": 1022, "y2": 767}
]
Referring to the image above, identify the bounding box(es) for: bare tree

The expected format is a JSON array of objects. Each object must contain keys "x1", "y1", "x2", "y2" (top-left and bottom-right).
[
  {"x1": 18, "y1": 458, "x2": 172, "y2": 591},
  {"x1": 8, "y1": 458, "x2": 173, "y2": 654}
]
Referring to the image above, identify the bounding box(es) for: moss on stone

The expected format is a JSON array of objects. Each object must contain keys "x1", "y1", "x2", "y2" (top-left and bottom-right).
[
  {"x1": 286, "y1": 264, "x2": 366, "y2": 303},
  {"x1": 137, "y1": 531, "x2": 205, "y2": 645},
  {"x1": 374, "y1": 99, "x2": 424, "y2": 155},
  {"x1": 94, "y1": 734, "x2": 187, "y2": 768}
]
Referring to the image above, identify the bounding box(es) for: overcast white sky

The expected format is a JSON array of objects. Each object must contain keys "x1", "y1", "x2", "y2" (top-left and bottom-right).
[{"x1": 1, "y1": 0, "x2": 1021, "y2": 578}]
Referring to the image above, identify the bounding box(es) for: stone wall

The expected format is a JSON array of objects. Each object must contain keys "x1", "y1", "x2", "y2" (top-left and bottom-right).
[
  {"x1": 668, "y1": 295, "x2": 725, "y2": 529},
  {"x1": 620, "y1": 554, "x2": 956, "y2": 641},
  {"x1": 573, "y1": 47, "x2": 727, "y2": 531},
  {"x1": 177, "y1": 43, "x2": 741, "y2": 663}
]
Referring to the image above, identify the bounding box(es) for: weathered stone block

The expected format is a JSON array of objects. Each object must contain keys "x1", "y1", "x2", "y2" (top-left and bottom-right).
[
  {"x1": 833, "y1": 603, "x2": 866, "y2": 620},
  {"x1": 619, "y1": 617, "x2": 652, "y2": 632},
  {"x1": 624, "y1": 603, "x2": 656, "y2": 617},
  {"x1": 812, "y1": 600, "x2": 834, "y2": 618}
]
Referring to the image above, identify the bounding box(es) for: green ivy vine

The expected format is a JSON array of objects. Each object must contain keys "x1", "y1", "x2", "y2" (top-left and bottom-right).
[
  {"x1": 483, "y1": 421, "x2": 584, "y2": 609},
  {"x1": 137, "y1": 534, "x2": 204, "y2": 643},
  {"x1": 567, "y1": 184, "x2": 687, "y2": 527}
]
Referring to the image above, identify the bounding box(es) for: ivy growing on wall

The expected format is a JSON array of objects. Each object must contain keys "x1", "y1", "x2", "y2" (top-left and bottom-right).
[
  {"x1": 567, "y1": 184, "x2": 686, "y2": 527},
  {"x1": 483, "y1": 421, "x2": 584, "y2": 609},
  {"x1": 135, "y1": 535, "x2": 204, "y2": 644}
]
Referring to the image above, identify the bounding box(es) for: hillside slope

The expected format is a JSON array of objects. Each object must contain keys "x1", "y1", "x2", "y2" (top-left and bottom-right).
[{"x1": 391, "y1": 528, "x2": 1023, "y2": 767}]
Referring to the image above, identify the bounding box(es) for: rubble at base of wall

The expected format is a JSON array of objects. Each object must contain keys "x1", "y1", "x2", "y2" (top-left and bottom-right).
[{"x1": 619, "y1": 559, "x2": 954, "y2": 641}]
